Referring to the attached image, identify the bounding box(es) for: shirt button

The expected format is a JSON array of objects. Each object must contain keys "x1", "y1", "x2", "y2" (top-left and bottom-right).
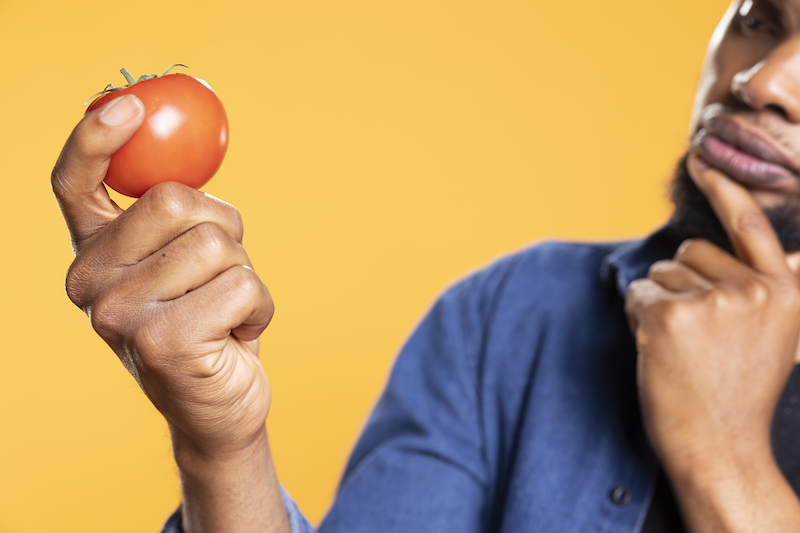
[{"x1": 609, "y1": 486, "x2": 632, "y2": 506}]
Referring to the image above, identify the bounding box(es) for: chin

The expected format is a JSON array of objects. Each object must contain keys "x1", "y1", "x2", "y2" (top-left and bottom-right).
[{"x1": 668, "y1": 153, "x2": 800, "y2": 253}]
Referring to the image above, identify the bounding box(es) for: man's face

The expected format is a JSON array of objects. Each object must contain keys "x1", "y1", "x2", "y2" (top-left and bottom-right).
[{"x1": 672, "y1": 0, "x2": 800, "y2": 251}]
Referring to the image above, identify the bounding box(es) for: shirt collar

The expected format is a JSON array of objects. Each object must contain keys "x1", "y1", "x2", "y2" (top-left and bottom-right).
[{"x1": 601, "y1": 225, "x2": 687, "y2": 298}]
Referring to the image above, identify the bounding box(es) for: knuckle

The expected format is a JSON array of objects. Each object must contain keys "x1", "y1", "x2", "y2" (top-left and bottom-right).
[
  {"x1": 647, "y1": 260, "x2": 672, "y2": 278},
  {"x1": 50, "y1": 160, "x2": 67, "y2": 197},
  {"x1": 702, "y1": 288, "x2": 732, "y2": 310},
  {"x1": 50, "y1": 157, "x2": 85, "y2": 207},
  {"x1": 625, "y1": 280, "x2": 685, "y2": 330},
  {"x1": 216, "y1": 208, "x2": 244, "y2": 244},
  {"x1": 230, "y1": 206, "x2": 244, "y2": 242},
  {"x1": 65, "y1": 247, "x2": 112, "y2": 308},
  {"x1": 192, "y1": 222, "x2": 231, "y2": 258},
  {"x1": 203, "y1": 193, "x2": 244, "y2": 242},
  {"x1": 650, "y1": 298, "x2": 681, "y2": 328},
  {"x1": 626, "y1": 278, "x2": 647, "y2": 298},
  {"x1": 741, "y1": 279, "x2": 770, "y2": 305},
  {"x1": 630, "y1": 301, "x2": 686, "y2": 350},
  {"x1": 64, "y1": 261, "x2": 88, "y2": 309},
  {"x1": 50, "y1": 135, "x2": 79, "y2": 196},
  {"x1": 675, "y1": 238, "x2": 708, "y2": 260},
  {"x1": 624, "y1": 279, "x2": 651, "y2": 316},
  {"x1": 146, "y1": 181, "x2": 197, "y2": 222},
  {"x1": 647, "y1": 260, "x2": 668, "y2": 278},
  {"x1": 65, "y1": 259, "x2": 101, "y2": 310},
  {"x1": 734, "y1": 211, "x2": 770, "y2": 235},
  {"x1": 230, "y1": 265, "x2": 261, "y2": 294},
  {"x1": 263, "y1": 287, "x2": 276, "y2": 325},
  {"x1": 89, "y1": 293, "x2": 125, "y2": 339}
]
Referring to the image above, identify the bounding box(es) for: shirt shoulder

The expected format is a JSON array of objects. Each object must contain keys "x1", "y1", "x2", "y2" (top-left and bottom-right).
[{"x1": 443, "y1": 240, "x2": 626, "y2": 324}]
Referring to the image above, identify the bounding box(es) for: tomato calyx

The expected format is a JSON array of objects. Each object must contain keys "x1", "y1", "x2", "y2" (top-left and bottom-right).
[{"x1": 84, "y1": 63, "x2": 190, "y2": 107}]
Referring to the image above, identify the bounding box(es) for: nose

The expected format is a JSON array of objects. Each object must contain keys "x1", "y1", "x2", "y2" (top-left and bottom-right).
[{"x1": 732, "y1": 36, "x2": 800, "y2": 122}]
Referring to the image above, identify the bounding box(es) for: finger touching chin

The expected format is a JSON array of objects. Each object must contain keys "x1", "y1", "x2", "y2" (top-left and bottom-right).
[{"x1": 686, "y1": 152, "x2": 722, "y2": 194}]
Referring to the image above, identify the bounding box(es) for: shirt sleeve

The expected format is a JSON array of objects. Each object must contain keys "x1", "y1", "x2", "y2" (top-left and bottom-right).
[
  {"x1": 159, "y1": 486, "x2": 316, "y2": 533},
  {"x1": 318, "y1": 269, "x2": 502, "y2": 533}
]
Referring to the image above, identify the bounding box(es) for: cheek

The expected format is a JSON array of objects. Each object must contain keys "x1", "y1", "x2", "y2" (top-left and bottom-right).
[
  {"x1": 711, "y1": 44, "x2": 745, "y2": 98},
  {"x1": 695, "y1": 69, "x2": 725, "y2": 110},
  {"x1": 691, "y1": 65, "x2": 729, "y2": 133},
  {"x1": 692, "y1": 39, "x2": 760, "y2": 131}
]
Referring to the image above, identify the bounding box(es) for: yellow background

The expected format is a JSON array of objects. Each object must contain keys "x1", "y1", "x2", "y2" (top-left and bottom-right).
[{"x1": 0, "y1": 0, "x2": 730, "y2": 530}]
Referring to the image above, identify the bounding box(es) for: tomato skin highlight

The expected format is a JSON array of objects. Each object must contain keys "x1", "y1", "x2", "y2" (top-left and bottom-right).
[{"x1": 86, "y1": 74, "x2": 229, "y2": 198}]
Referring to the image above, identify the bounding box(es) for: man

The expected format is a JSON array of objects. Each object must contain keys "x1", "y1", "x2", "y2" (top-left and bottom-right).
[{"x1": 50, "y1": 0, "x2": 800, "y2": 531}]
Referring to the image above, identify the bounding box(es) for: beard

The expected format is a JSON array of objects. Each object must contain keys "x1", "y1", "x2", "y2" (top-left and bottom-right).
[{"x1": 668, "y1": 152, "x2": 800, "y2": 253}]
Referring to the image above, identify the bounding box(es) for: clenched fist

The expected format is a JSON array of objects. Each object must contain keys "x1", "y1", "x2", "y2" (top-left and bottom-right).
[{"x1": 52, "y1": 94, "x2": 289, "y2": 532}]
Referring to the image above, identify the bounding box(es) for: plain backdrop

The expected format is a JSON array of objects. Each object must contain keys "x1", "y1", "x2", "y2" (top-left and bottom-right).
[{"x1": 0, "y1": 0, "x2": 729, "y2": 530}]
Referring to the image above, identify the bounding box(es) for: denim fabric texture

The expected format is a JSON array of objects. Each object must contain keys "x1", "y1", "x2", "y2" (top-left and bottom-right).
[{"x1": 162, "y1": 228, "x2": 684, "y2": 533}]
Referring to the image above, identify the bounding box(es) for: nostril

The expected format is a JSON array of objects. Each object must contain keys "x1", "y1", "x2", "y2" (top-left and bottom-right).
[{"x1": 765, "y1": 103, "x2": 789, "y2": 118}]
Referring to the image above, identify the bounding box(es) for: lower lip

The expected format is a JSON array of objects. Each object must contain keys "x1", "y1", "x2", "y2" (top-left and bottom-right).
[{"x1": 698, "y1": 134, "x2": 796, "y2": 189}]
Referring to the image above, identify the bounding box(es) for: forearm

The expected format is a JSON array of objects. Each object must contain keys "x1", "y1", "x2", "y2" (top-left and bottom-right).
[
  {"x1": 172, "y1": 426, "x2": 291, "y2": 533},
  {"x1": 668, "y1": 448, "x2": 800, "y2": 532}
]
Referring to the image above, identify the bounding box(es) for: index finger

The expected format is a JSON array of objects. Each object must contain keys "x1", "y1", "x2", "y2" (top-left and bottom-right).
[
  {"x1": 687, "y1": 153, "x2": 789, "y2": 277},
  {"x1": 52, "y1": 94, "x2": 145, "y2": 253}
]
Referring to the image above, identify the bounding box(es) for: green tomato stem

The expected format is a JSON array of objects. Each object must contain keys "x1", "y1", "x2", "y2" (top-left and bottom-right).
[
  {"x1": 120, "y1": 68, "x2": 136, "y2": 86},
  {"x1": 161, "y1": 63, "x2": 189, "y2": 76},
  {"x1": 84, "y1": 64, "x2": 191, "y2": 108}
]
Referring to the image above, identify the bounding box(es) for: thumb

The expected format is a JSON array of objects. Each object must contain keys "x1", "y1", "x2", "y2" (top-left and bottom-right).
[{"x1": 52, "y1": 94, "x2": 145, "y2": 253}]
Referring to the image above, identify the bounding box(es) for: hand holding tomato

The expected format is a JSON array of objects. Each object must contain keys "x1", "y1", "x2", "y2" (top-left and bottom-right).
[
  {"x1": 55, "y1": 93, "x2": 271, "y2": 455},
  {"x1": 85, "y1": 65, "x2": 229, "y2": 198},
  {"x1": 53, "y1": 93, "x2": 289, "y2": 531}
]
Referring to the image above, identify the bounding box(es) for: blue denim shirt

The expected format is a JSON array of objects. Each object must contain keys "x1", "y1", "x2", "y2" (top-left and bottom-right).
[{"x1": 163, "y1": 228, "x2": 682, "y2": 533}]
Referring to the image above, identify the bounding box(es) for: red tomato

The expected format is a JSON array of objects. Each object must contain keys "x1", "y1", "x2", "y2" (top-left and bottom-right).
[{"x1": 86, "y1": 71, "x2": 229, "y2": 198}]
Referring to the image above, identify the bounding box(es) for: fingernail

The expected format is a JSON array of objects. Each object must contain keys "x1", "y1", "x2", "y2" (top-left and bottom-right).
[{"x1": 98, "y1": 95, "x2": 143, "y2": 127}]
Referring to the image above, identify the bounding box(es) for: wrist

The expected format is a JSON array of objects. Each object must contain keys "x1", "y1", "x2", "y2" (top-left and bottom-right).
[
  {"x1": 663, "y1": 447, "x2": 794, "y2": 532},
  {"x1": 651, "y1": 415, "x2": 772, "y2": 480},
  {"x1": 170, "y1": 425, "x2": 291, "y2": 533},
  {"x1": 170, "y1": 422, "x2": 270, "y2": 471},
  {"x1": 663, "y1": 435, "x2": 776, "y2": 495}
]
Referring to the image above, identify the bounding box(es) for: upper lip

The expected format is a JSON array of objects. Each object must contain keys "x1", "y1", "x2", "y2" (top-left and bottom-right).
[{"x1": 702, "y1": 115, "x2": 799, "y2": 175}]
